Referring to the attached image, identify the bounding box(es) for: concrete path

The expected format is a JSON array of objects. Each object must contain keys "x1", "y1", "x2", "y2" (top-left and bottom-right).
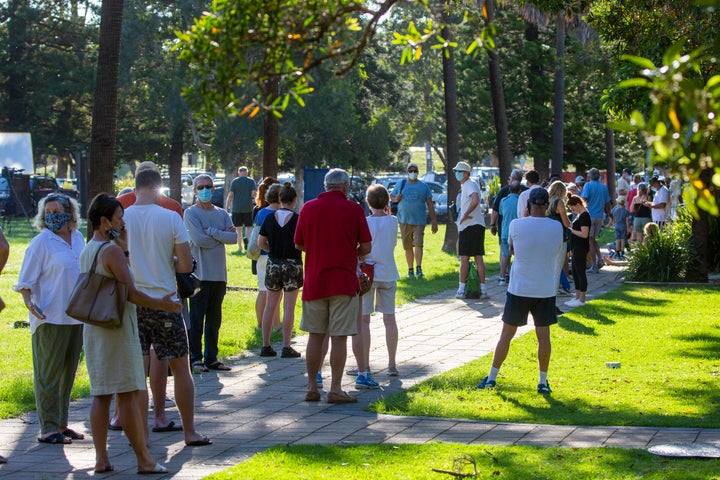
[{"x1": 1, "y1": 262, "x2": 717, "y2": 479}]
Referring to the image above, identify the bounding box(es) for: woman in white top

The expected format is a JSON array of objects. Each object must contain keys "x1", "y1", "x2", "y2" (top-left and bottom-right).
[{"x1": 15, "y1": 194, "x2": 85, "y2": 445}]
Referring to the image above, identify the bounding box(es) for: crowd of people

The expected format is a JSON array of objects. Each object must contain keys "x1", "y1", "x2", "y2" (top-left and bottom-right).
[{"x1": 3, "y1": 160, "x2": 677, "y2": 471}]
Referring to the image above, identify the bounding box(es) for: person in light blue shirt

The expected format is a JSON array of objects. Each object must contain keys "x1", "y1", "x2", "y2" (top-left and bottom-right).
[
  {"x1": 498, "y1": 181, "x2": 520, "y2": 286},
  {"x1": 390, "y1": 163, "x2": 438, "y2": 278},
  {"x1": 580, "y1": 168, "x2": 612, "y2": 271}
]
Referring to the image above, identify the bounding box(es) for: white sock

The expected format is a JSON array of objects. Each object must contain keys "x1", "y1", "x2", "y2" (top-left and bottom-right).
[
  {"x1": 357, "y1": 371, "x2": 368, "y2": 379},
  {"x1": 539, "y1": 371, "x2": 548, "y2": 385},
  {"x1": 480, "y1": 283, "x2": 487, "y2": 292},
  {"x1": 458, "y1": 282, "x2": 466, "y2": 290},
  {"x1": 488, "y1": 366, "x2": 500, "y2": 382}
]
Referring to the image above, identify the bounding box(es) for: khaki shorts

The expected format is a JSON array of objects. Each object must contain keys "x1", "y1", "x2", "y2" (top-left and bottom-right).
[
  {"x1": 361, "y1": 280, "x2": 397, "y2": 315},
  {"x1": 400, "y1": 223, "x2": 425, "y2": 250},
  {"x1": 589, "y1": 217, "x2": 604, "y2": 238},
  {"x1": 300, "y1": 295, "x2": 358, "y2": 336}
]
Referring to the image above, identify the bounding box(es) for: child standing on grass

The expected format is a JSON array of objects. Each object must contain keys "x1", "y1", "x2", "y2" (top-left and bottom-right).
[
  {"x1": 612, "y1": 197, "x2": 629, "y2": 259},
  {"x1": 349, "y1": 184, "x2": 401, "y2": 387}
]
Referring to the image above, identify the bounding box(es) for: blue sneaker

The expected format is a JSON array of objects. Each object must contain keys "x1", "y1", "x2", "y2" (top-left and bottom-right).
[
  {"x1": 316, "y1": 372, "x2": 323, "y2": 387},
  {"x1": 355, "y1": 374, "x2": 380, "y2": 390},
  {"x1": 476, "y1": 376, "x2": 496, "y2": 389},
  {"x1": 415, "y1": 266, "x2": 423, "y2": 277},
  {"x1": 537, "y1": 381, "x2": 552, "y2": 394}
]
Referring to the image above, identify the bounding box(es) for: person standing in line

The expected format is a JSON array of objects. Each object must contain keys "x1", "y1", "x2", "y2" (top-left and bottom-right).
[
  {"x1": 15, "y1": 194, "x2": 86, "y2": 445},
  {"x1": 295, "y1": 169, "x2": 372, "y2": 404},
  {"x1": 477, "y1": 188, "x2": 563, "y2": 394},
  {"x1": 252, "y1": 178, "x2": 281, "y2": 332},
  {"x1": 647, "y1": 176, "x2": 669, "y2": 229},
  {"x1": 489, "y1": 169, "x2": 525, "y2": 243},
  {"x1": 497, "y1": 181, "x2": 521, "y2": 286},
  {"x1": 516, "y1": 170, "x2": 541, "y2": 219},
  {"x1": 390, "y1": 163, "x2": 438, "y2": 278},
  {"x1": 546, "y1": 180, "x2": 572, "y2": 296},
  {"x1": 226, "y1": 166, "x2": 257, "y2": 253},
  {"x1": 611, "y1": 197, "x2": 629, "y2": 259},
  {"x1": 185, "y1": 174, "x2": 237, "y2": 372},
  {"x1": 83, "y1": 193, "x2": 182, "y2": 474},
  {"x1": 580, "y1": 168, "x2": 613, "y2": 272},
  {"x1": 348, "y1": 184, "x2": 401, "y2": 385},
  {"x1": 616, "y1": 168, "x2": 633, "y2": 204},
  {"x1": 453, "y1": 161, "x2": 488, "y2": 299},
  {"x1": 565, "y1": 195, "x2": 591, "y2": 307},
  {"x1": 631, "y1": 183, "x2": 653, "y2": 244},
  {"x1": 124, "y1": 169, "x2": 211, "y2": 447},
  {"x1": 257, "y1": 184, "x2": 303, "y2": 359}
]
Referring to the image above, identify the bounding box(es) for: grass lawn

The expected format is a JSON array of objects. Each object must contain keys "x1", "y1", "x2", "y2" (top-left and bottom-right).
[
  {"x1": 205, "y1": 443, "x2": 719, "y2": 480},
  {"x1": 0, "y1": 219, "x2": 492, "y2": 419},
  {"x1": 371, "y1": 285, "x2": 720, "y2": 428}
]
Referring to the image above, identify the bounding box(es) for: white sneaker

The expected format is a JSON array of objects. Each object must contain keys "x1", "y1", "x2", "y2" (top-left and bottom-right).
[
  {"x1": 455, "y1": 289, "x2": 465, "y2": 299},
  {"x1": 566, "y1": 299, "x2": 586, "y2": 308},
  {"x1": 564, "y1": 299, "x2": 577, "y2": 306},
  {"x1": 480, "y1": 291, "x2": 490, "y2": 299}
]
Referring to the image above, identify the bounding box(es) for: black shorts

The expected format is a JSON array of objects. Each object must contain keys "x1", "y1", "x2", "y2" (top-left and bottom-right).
[
  {"x1": 231, "y1": 212, "x2": 253, "y2": 227},
  {"x1": 137, "y1": 307, "x2": 189, "y2": 360},
  {"x1": 458, "y1": 224, "x2": 486, "y2": 256},
  {"x1": 502, "y1": 292, "x2": 557, "y2": 327},
  {"x1": 265, "y1": 258, "x2": 304, "y2": 292}
]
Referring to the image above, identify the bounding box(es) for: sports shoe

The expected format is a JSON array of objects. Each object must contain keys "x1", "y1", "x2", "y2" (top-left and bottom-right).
[
  {"x1": 566, "y1": 299, "x2": 586, "y2": 308},
  {"x1": 587, "y1": 265, "x2": 597, "y2": 273},
  {"x1": 316, "y1": 372, "x2": 323, "y2": 387},
  {"x1": 355, "y1": 374, "x2": 380, "y2": 390},
  {"x1": 281, "y1": 346, "x2": 301, "y2": 358},
  {"x1": 563, "y1": 298, "x2": 576, "y2": 306},
  {"x1": 498, "y1": 277, "x2": 506, "y2": 286},
  {"x1": 387, "y1": 367, "x2": 400, "y2": 377},
  {"x1": 408, "y1": 269, "x2": 415, "y2": 278},
  {"x1": 455, "y1": 289, "x2": 465, "y2": 299},
  {"x1": 479, "y1": 291, "x2": 490, "y2": 299},
  {"x1": 557, "y1": 288, "x2": 573, "y2": 297},
  {"x1": 346, "y1": 367, "x2": 359, "y2": 376},
  {"x1": 415, "y1": 266, "x2": 423, "y2": 277},
  {"x1": 259, "y1": 346, "x2": 277, "y2": 357},
  {"x1": 476, "y1": 376, "x2": 496, "y2": 389},
  {"x1": 537, "y1": 381, "x2": 552, "y2": 394}
]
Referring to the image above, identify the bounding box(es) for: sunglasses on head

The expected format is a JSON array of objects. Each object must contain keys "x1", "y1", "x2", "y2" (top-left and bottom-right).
[
  {"x1": 196, "y1": 185, "x2": 213, "y2": 190},
  {"x1": 45, "y1": 193, "x2": 70, "y2": 207}
]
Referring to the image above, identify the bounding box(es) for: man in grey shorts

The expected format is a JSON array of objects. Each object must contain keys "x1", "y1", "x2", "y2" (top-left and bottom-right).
[{"x1": 124, "y1": 169, "x2": 212, "y2": 446}]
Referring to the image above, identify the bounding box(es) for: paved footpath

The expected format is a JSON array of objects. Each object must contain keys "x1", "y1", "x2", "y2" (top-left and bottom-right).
[{"x1": 1, "y1": 263, "x2": 718, "y2": 478}]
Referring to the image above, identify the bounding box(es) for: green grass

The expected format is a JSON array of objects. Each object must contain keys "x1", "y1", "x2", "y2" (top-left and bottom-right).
[
  {"x1": 0, "y1": 220, "x2": 487, "y2": 419},
  {"x1": 371, "y1": 285, "x2": 720, "y2": 428},
  {"x1": 204, "y1": 443, "x2": 720, "y2": 480}
]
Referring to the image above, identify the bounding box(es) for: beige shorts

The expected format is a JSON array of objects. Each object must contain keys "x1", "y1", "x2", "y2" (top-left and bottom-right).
[
  {"x1": 361, "y1": 281, "x2": 397, "y2": 315},
  {"x1": 257, "y1": 255, "x2": 268, "y2": 292},
  {"x1": 589, "y1": 217, "x2": 604, "y2": 238},
  {"x1": 400, "y1": 223, "x2": 425, "y2": 250},
  {"x1": 300, "y1": 295, "x2": 358, "y2": 337}
]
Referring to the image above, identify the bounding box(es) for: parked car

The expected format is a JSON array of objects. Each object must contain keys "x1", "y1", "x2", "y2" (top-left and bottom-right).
[
  {"x1": 431, "y1": 192, "x2": 449, "y2": 223},
  {"x1": 425, "y1": 180, "x2": 447, "y2": 202},
  {"x1": 422, "y1": 171, "x2": 447, "y2": 185},
  {"x1": 30, "y1": 176, "x2": 60, "y2": 206},
  {"x1": 211, "y1": 178, "x2": 225, "y2": 208}
]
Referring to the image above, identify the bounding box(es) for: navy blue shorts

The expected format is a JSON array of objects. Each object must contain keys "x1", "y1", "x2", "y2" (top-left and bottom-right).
[{"x1": 502, "y1": 292, "x2": 557, "y2": 327}]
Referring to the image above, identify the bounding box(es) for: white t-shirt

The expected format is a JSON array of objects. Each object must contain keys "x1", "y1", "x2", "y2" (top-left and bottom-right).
[
  {"x1": 507, "y1": 216, "x2": 563, "y2": 298},
  {"x1": 516, "y1": 184, "x2": 541, "y2": 218},
  {"x1": 652, "y1": 185, "x2": 669, "y2": 223},
  {"x1": 457, "y1": 178, "x2": 485, "y2": 231},
  {"x1": 124, "y1": 203, "x2": 190, "y2": 297},
  {"x1": 364, "y1": 215, "x2": 400, "y2": 282},
  {"x1": 617, "y1": 176, "x2": 631, "y2": 200}
]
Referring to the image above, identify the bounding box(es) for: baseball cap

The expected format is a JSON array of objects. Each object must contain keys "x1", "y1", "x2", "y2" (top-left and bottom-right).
[
  {"x1": 407, "y1": 163, "x2": 419, "y2": 171},
  {"x1": 575, "y1": 175, "x2": 585, "y2": 184},
  {"x1": 529, "y1": 187, "x2": 549, "y2": 206},
  {"x1": 137, "y1": 161, "x2": 160, "y2": 174},
  {"x1": 453, "y1": 161, "x2": 471, "y2": 172}
]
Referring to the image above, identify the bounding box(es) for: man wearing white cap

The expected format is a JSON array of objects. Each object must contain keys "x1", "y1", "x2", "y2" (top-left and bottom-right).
[
  {"x1": 390, "y1": 163, "x2": 438, "y2": 278},
  {"x1": 453, "y1": 161, "x2": 488, "y2": 299}
]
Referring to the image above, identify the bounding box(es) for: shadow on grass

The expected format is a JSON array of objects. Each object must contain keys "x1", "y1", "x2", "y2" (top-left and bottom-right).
[{"x1": 673, "y1": 332, "x2": 720, "y2": 360}]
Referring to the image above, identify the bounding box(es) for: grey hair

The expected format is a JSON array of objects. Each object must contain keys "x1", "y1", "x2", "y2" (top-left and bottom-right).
[
  {"x1": 588, "y1": 168, "x2": 601, "y2": 181},
  {"x1": 194, "y1": 174, "x2": 213, "y2": 187},
  {"x1": 510, "y1": 168, "x2": 524, "y2": 181},
  {"x1": 324, "y1": 168, "x2": 349, "y2": 191}
]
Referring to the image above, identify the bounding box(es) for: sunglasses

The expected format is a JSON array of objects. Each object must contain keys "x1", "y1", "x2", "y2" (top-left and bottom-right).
[
  {"x1": 196, "y1": 185, "x2": 213, "y2": 190},
  {"x1": 408, "y1": 170, "x2": 418, "y2": 173}
]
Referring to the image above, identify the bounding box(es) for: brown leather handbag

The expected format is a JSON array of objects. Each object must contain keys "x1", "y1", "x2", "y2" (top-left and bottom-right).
[{"x1": 65, "y1": 242, "x2": 127, "y2": 328}]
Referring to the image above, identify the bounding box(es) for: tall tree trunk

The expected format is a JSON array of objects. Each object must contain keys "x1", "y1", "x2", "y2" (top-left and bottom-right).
[
  {"x1": 262, "y1": 78, "x2": 279, "y2": 179},
  {"x1": 485, "y1": 0, "x2": 512, "y2": 183},
  {"x1": 605, "y1": 127, "x2": 616, "y2": 199},
  {"x1": 88, "y1": 0, "x2": 124, "y2": 206},
  {"x1": 525, "y1": 21, "x2": 549, "y2": 181},
  {"x1": 441, "y1": 18, "x2": 459, "y2": 253},
  {"x1": 551, "y1": 9, "x2": 566, "y2": 178}
]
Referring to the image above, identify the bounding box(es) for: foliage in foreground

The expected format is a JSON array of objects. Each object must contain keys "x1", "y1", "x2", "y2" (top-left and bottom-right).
[
  {"x1": 204, "y1": 443, "x2": 720, "y2": 480},
  {"x1": 371, "y1": 286, "x2": 720, "y2": 428}
]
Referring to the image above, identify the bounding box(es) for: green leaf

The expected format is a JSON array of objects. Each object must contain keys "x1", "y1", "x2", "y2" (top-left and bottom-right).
[
  {"x1": 616, "y1": 78, "x2": 651, "y2": 89},
  {"x1": 620, "y1": 54, "x2": 656, "y2": 70}
]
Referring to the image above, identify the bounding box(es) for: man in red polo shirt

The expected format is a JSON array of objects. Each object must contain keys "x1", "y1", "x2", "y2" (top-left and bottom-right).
[{"x1": 295, "y1": 168, "x2": 372, "y2": 404}]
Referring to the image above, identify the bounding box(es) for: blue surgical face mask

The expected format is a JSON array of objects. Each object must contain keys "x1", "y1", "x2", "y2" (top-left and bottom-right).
[
  {"x1": 45, "y1": 212, "x2": 69, "y2": 232},
  {"x1": 408, "y1": 172, "x2": 418, "y2": 181},
  {"x1": 197, "y1": 188, "x2": 213, "y2": 203},
  {"x1": 455, "y1": 171, "x2": 465, "y2": 182}
]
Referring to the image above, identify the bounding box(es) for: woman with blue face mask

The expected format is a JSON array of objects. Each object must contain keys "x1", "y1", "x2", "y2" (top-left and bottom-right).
[{"x1": 14, "y1": 193, "x2": 86, "y2": 445}]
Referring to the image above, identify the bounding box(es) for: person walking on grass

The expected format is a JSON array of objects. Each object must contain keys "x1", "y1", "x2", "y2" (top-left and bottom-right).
[
  {"x1": 226, "y1": 166, "x2": 257, "y2": 253},
  {"x1": 453, "y1": 161, "x2": 488, "y2": 299},
  {"x1": 565, "y1": 195, "x2": 591, "y2": 307},
  {"x1": 477, "y1": 188, "x2": 563, "y2": 394},
  {"x1": 390, "y1": 162, "x2": 438, "y2": 278}
]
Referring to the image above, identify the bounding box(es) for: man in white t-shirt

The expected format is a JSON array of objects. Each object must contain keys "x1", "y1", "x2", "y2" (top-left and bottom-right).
[
  {"x1": 477, "y1": 187, "x2": 563, "y2": 394},
  {"x1": 124, "y1": 169, "x2": 212, "y2": 447},
  {"x1": 453, "y1": 161, "x2": 488, "y2": 299},
  {"x1": 516, "y1": 170, "x2": 541, "y2": 218},
  {"x1": 648, "y1": 176, "x2": 669, "y2": 227}
]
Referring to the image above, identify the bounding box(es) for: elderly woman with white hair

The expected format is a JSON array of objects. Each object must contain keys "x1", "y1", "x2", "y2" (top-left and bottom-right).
[{"x1": 14, "y1": 193, "x2": 86, "y2": 445}]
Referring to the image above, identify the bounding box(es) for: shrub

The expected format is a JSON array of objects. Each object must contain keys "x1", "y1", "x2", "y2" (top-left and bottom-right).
[{"x1": 624, "y1": 208, "x2": 697, "y2": 282}]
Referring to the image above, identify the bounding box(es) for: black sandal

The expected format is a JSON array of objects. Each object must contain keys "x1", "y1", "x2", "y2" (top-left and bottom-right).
[{"x1": 207, "y1": 361, "x2": 231, "y2": 371}]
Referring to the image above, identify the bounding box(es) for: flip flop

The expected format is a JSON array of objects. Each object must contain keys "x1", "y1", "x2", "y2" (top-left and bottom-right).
[
  {"x1": 185, "y1": 436, "x2": 212, "y2": 447},
  {"x1": 137, "y1": 462, "x2": 168, "y2": 475},
  {"x1": 37, "y1": 433, "x2": 71, "y2": 444},
  {"x1": 152, "y1": 421, "x2": 183, "y2": 432},
  {"x1": 207, "y1": 361, "x2": 231, "y2": 371},
  {"x1": 94, "y1": 464, "x2": 114, "y2": 473},
  {"x1": 62, "y1": 428, "x2": 85, "y2": 440},
  {"x1": 191, "y1": 361, "x2": 209, "y2": 373}
]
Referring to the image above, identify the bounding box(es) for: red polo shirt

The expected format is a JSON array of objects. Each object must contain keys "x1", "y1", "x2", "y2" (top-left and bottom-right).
[{"x1": 294, "y1": 190, "x2": 371, "y2": 301}]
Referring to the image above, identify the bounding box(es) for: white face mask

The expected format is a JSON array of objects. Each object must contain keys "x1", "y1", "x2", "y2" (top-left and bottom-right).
[{"x1": 408, "y1": 172, "x2": 418, "y2": 181}]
